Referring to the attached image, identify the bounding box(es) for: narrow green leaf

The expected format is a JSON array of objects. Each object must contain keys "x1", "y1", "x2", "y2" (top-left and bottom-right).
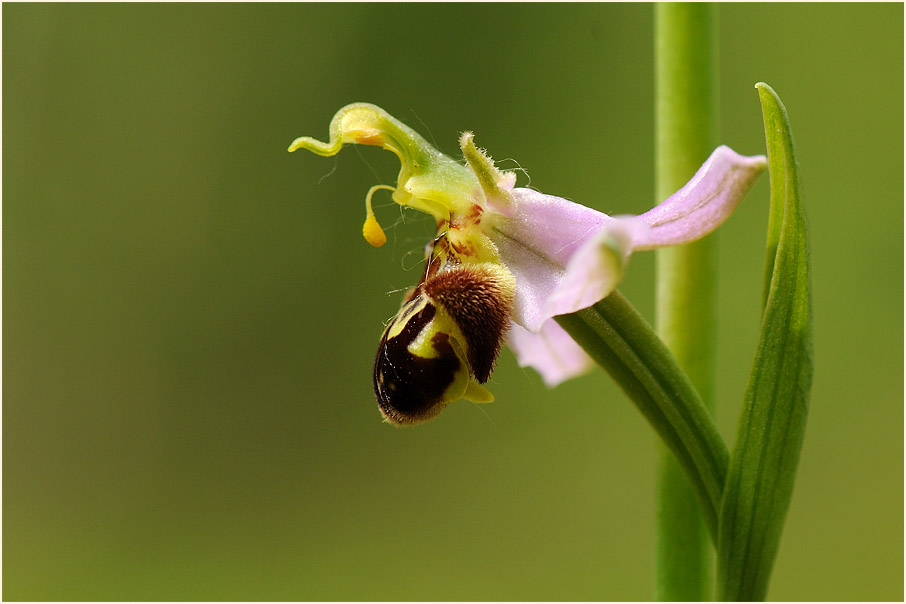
[
  {"x1": 556, "y1": 291, "x2": 729, "y2": 540},
  {"x1": 717, "y1": 83, "x2": 814, "y2": 601}
]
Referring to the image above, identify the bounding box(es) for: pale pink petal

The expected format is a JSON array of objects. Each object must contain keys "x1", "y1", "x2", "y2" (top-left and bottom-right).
[
  {"x1": 490, "y1": 146, "x2": 765, "y2": 349},
  {"x1": 508, "y1": 320, "x2": 594, "y2": 387},
  {"x1": 634, "y1": 146, "x2": 767, "y2": 249},
  {"x1": 492, "y1": 189, "x2": 613, "y2": 331},
  {"x1": 541, "y1": 217, "x2": 646, "y2": 320}
]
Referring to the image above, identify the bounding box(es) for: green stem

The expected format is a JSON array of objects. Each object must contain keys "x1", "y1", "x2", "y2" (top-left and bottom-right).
[
  {"x1": 556, "y1": 293, "x2": 728, "y2": 540},
  {"x1": 654, "y1": 3, "x2": 719, "y2": 601}
]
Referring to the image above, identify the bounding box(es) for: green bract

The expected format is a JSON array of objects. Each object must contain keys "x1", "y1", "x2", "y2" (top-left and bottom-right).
[{"x1": 717, "y1": 83, "x2": 814, "y2": 601}]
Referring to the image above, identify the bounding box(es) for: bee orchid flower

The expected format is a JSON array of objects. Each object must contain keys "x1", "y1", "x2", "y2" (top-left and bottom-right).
[{"x1": 290, "y1": 103, "x2": 766, "y2": 424}]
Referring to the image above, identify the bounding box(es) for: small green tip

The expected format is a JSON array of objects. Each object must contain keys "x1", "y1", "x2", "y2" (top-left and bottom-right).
[{"x1": 460, "y1": 132, "x2": 514, "y2": 214}]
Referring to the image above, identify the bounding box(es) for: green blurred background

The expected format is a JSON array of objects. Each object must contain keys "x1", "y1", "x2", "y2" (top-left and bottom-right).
[{"x1": 4, "y1": 3, "x2": 902, "y2": 601}]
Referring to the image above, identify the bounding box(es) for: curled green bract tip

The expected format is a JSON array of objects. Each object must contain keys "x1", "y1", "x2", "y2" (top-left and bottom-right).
[
  {"x1": 289, "y1": 103, "x2": 480, "y2": 231},
  {"x1": 287, "y1": 102, "x2": 430, "y2": 163}
]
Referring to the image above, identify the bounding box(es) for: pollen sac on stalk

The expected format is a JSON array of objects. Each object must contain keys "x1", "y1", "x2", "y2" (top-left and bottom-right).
[{"x1": 373, "y1": 262, "x2": 515, "y2": 425}]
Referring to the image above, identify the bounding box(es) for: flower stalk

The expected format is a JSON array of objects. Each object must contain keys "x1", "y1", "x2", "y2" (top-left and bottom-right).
[{"x1": 654, "y1": 3, "x2": 719, "y2": 601}]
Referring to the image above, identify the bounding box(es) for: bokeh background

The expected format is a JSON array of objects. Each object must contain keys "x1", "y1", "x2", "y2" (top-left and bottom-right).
[{"x1": 4, "y1": 3, "x2": 902, "y2": 601}]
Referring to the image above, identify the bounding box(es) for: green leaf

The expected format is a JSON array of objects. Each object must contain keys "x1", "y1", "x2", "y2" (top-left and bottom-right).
[
  {"x1": 717, "y1": 83, "x2": 814, "y2": 601},
  {"x1": 556, "y1": 291, "x2": 729, "y2": 540}
]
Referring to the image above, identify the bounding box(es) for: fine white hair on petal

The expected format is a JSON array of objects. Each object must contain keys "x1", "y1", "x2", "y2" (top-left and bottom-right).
[{"x1": 508, "y1": 320, "x2": 595, "y2": 387}]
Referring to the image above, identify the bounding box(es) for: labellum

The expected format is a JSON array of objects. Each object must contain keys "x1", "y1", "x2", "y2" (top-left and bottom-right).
[{"x1": 373, "y1": 234, "x2": 515, "y2": 425}]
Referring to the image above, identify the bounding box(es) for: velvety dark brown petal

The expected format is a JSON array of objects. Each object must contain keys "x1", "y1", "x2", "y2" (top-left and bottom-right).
[{"x1": 423, "y1": 264, "x2": 514, "y2": 383}]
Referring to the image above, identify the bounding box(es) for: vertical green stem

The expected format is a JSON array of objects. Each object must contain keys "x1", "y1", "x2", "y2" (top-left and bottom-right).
[{"x1": 654, "y1": 4, "x2": 719, "y2": 601}]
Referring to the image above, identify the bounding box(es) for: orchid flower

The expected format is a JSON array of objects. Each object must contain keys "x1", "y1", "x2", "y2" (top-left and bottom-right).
[{"x1": 289, "y1": 103, "x2": 766, "y2": 424}]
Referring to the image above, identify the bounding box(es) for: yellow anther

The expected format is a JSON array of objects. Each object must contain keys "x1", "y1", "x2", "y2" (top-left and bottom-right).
[
  {"x1": 363, "y1": 184, "x2": 396, "y2": 247},
  {"x1": 363, "y1": 214, "x2": 387, "y2": 247}
]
